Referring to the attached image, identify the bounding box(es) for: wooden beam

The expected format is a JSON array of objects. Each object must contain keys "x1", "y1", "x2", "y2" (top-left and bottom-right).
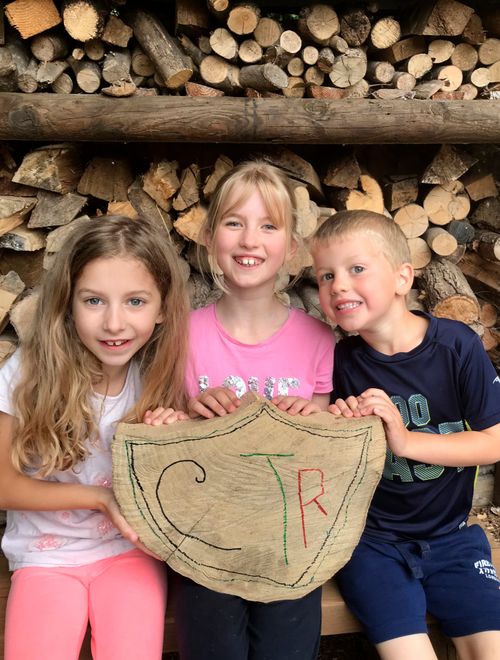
[{"x1": 0, "y1": 93, "x2": 499, "y2": 143}]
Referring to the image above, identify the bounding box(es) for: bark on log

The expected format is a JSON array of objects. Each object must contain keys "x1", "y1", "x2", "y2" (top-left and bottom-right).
[
  {"x1": 72, "y1": 60, "x2": 101, "y2": 93},
  {"x1": 27, "y1": 190, "x2": 87, "y2": 228},
  {"x1": 420, "y1": 256, "x2": 480, "y2": 324},
  {"x1": 459, "y1": 251, "x2": 500, "y2": 295},
  {"x1": 127, "y1": 9, "x2": 193, "y2": 89},
  {"x1": 340, "y1": 8, "x2": 371, "y2": 47},
  {"x1": 30, "y1": 32, "x2": 69, "y2": 62},
  {"x1": 77, "y1": 156, "x2": 133, "y2": 202},
  {"x1": 446, "y1": 219, "x2": 475, "y2": 244},
  {"x1": 0, "y1": 270, "x2": 25, "y2": 333},
  {"x1": 424, "y1": 226, "x2": 458, "y2": 256},
  {"x1": 472, "y1": 230, "x2": 500, "y2": 263},
  {"x1": 1, "y1": 95, "x2": 500, "y2": 144},
  {"x1": 406, "y1": 0, "x2": 475, "y2": 37},
  {"x1": 102, "y1": 15, "x2": 133, "y2": 48},
  {"x1": 12, "y1": 143, "x2": 83, "y2": 194},
  {"x1": 421, "y1": 144, "x2": 477, "y2": 185},
  {"x1": 383, "y1": 176, "x2": 418, "y2": 211},
  {"x1": 199, "y1": 55, "x2": 241, "y2": 93}
]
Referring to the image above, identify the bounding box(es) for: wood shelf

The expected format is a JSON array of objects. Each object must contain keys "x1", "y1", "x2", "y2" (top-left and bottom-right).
[{"x1": 0, "y1": 93, "x2": 499, "y2": 144}]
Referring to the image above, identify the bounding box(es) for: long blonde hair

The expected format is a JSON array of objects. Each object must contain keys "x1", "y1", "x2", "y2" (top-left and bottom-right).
[
  {"x1": 201, "y1": 160, "x2": 298, "y2": 291},
  {"x1": 12, "y1": 216, "x2": 189, "y2": 476}
]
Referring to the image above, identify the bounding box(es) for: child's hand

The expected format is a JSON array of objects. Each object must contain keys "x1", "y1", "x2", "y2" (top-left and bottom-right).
[
  {"x1": 103, "y1": 495, "x2": 163, "y2": 559},
  {"x1": 188, "y1": 387, "x2": 240, "y2": 418},
  {"x1": 356, "y1": 389, "x2": 409, "y2": 456},
  {"x1": 328, "y1": 396, "x2": 362, "y2": 418},
  {"x1": 272, "y1": 396, "x2": 321, "y2": 416},
  {"x1": 143, "y1": 407, "x2": 188, "y2": 425},
  {"x1": 97, "y1": 488, "x2": 139, "y2": 544}
]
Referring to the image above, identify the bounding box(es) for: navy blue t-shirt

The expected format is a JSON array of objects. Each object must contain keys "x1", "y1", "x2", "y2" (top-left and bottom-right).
[{"x1": 333, "y1": 312, "x2": 500, "y2": 541}]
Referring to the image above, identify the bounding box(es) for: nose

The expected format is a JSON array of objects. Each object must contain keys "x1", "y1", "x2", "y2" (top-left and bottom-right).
[
  {"x1": 239, "y1": 226, "x2": 259, "y2": 248},
  {"x1": 103, "y1": 303, "x2": 126, "y2": 333},
  {"x1": 330, "y1": 273, "x2": 348, "y2": 294}
]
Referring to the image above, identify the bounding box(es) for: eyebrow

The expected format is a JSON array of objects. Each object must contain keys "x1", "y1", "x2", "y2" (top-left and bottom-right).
[{"x1": 76, "y1": 288, "x2": 153, "y2": 297}]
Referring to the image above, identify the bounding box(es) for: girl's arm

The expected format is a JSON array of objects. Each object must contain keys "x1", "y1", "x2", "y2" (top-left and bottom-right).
[
  {"x1": 0, "y1": 412, "x2": 139, "y2": 544},
  {"x1": 355, "y1": 389, "x2": 500, "y2": 467}
]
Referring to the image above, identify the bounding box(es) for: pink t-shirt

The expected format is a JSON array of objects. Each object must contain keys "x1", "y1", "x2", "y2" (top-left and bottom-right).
[{"x1": 186, "y1": 304, "x2": 334, "y2": 401}]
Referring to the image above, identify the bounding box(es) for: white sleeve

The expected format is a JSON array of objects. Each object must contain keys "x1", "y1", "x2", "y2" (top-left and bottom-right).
[{"x1": 0, "y1": 350, "x2": 22, "y2": 416}]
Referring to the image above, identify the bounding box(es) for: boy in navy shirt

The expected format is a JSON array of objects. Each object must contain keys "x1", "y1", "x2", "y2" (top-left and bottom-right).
[{"x1": 310, "y1": 210, "x2": 500, "y2": 660}]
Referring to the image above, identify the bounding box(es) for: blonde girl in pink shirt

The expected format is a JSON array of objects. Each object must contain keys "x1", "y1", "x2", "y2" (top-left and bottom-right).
[{"x1": 172, "y1": 161, "x2": 334, "y2": 660}]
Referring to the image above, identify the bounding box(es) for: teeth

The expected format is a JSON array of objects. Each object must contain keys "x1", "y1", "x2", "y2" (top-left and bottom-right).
[
  {"x1": 237, "y1": 257, "x2": 259, "y2": 266},
  {"x1": 105, "y1": 340, "x2": 126, "y2": 346},
  {"x1": 337, "y1": 302, "x2": 360, "y2": 310}
]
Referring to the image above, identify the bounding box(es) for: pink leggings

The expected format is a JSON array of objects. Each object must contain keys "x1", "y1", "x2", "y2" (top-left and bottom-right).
[{"x1": 4, "y1": 549, "x2": 167, "y2": 660}]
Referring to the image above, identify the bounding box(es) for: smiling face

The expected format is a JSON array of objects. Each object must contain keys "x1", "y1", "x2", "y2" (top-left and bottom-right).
[
  {"x1": 72, "y1": 256, "x2": 163, "y2": 391},
  {"x1": 209, "y1": 189, "x2": 294, "y2": 295},
  {"x1": 313, "y1": 232, "x2": 412, "y2": 338}
]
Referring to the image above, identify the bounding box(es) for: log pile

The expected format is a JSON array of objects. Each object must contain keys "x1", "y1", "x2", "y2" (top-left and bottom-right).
[
  {"x1": 0, "y1": 0, "x2": 499, "y2": 99},
  {"x1": 0, "y1": 140, "x2": 499, "y2": 371}
]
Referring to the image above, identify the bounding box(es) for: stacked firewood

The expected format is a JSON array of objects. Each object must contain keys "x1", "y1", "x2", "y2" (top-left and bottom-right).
[
  {"x1": 0, "y1": 0, "x2": 499, "y2": 99},
  {"x1": 0, "y1": 140, "x2": 499, "y2": 368}
]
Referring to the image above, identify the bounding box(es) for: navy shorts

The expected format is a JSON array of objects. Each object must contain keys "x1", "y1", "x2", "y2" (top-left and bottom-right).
[{"x1": 335, "y1": 524, "x2": 500, "y2": 644}]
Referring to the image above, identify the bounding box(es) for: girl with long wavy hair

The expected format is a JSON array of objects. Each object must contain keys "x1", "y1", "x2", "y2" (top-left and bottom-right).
[{"x1": 0, "y1": 215, "x2": 189, "y2": 659}]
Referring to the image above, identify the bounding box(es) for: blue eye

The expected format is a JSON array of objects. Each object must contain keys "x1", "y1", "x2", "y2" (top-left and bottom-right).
[
  {"x1": 85, "y1": 297, "x2": 102, "y2": 306},
  {"x1": 129, "y1": 298, "x2": 144, "y2": 307},
  {"x1": 352, "y1": 265, "x2": 365, "y2": 274},
  {"x1": 263, "y1": 223, "x2": 277, "y2": 231},
  {"x1": 320, "y1": 273, "x2": 333, "y2": 281}
]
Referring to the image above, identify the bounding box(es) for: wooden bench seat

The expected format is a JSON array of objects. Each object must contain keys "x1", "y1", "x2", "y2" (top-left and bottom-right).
[{"x1": 0, "y1": 519, "x2": 498, "y2": 659}]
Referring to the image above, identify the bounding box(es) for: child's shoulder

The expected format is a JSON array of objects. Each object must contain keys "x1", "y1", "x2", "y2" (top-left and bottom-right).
[
  {"x1": 189, "y1": 303, "x2": 215, "y2": 325},
  {"x1": 0, "y1": 349, "x2": 21, "y2": 381},
  {"x1": 429, "y1": 314, "x2": 480, "y2": 352},
  {"x1": 290, "y1": 307, "x2": 333, "y2": 336}
]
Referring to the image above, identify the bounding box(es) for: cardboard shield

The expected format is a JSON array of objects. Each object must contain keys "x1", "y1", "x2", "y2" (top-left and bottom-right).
[{"x1": 112, "y1": 394, "x2": 386, "y2": 602}]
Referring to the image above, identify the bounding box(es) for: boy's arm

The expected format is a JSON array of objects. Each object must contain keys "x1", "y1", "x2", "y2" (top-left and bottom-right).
[{"x1": 356, "y1": 388, "x2": 500, "y2": 466}]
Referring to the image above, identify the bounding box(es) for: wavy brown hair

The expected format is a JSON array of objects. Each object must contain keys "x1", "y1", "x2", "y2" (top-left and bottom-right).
[{"x1": 12, "y1": 216, "x2": 189, "y2": 476}]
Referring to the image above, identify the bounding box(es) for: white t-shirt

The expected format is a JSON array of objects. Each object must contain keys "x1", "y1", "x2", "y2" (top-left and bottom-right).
[{"x1": 0, "y1": 351, "x2": 137, "y2": 570}]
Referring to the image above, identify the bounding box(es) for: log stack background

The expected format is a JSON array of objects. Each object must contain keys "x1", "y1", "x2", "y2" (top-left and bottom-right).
[
  {"x1": 0, "y1": 0, "x2": 499, "y2": 504},
  {"x1": 0, "y1": 0, "x2": 499, "y2": 99}
]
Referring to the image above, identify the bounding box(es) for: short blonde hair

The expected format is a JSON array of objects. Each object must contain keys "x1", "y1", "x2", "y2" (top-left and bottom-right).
[
  {"x1": 309, "y1": 210, "x2": 411, "y2": 268},
  {"x1": 201, "y1": 160, "x2": 298, "y2": 289}
]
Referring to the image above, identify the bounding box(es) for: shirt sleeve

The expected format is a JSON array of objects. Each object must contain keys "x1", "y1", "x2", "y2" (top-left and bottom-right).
[
  {"x1": 313, "y1": 321, "x2": 335, "y2": 394},
  {"x1": 459, "y1": 331, "x2": 500, "y2": 430},
  {"x1": 0, "y1": 351, "x2": 21, "y2": 416}
]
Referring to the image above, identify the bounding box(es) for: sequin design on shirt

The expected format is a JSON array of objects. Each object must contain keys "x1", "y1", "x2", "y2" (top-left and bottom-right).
[{"x1": 198, "y1": 375, "x2": 301, "y2": 399}]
